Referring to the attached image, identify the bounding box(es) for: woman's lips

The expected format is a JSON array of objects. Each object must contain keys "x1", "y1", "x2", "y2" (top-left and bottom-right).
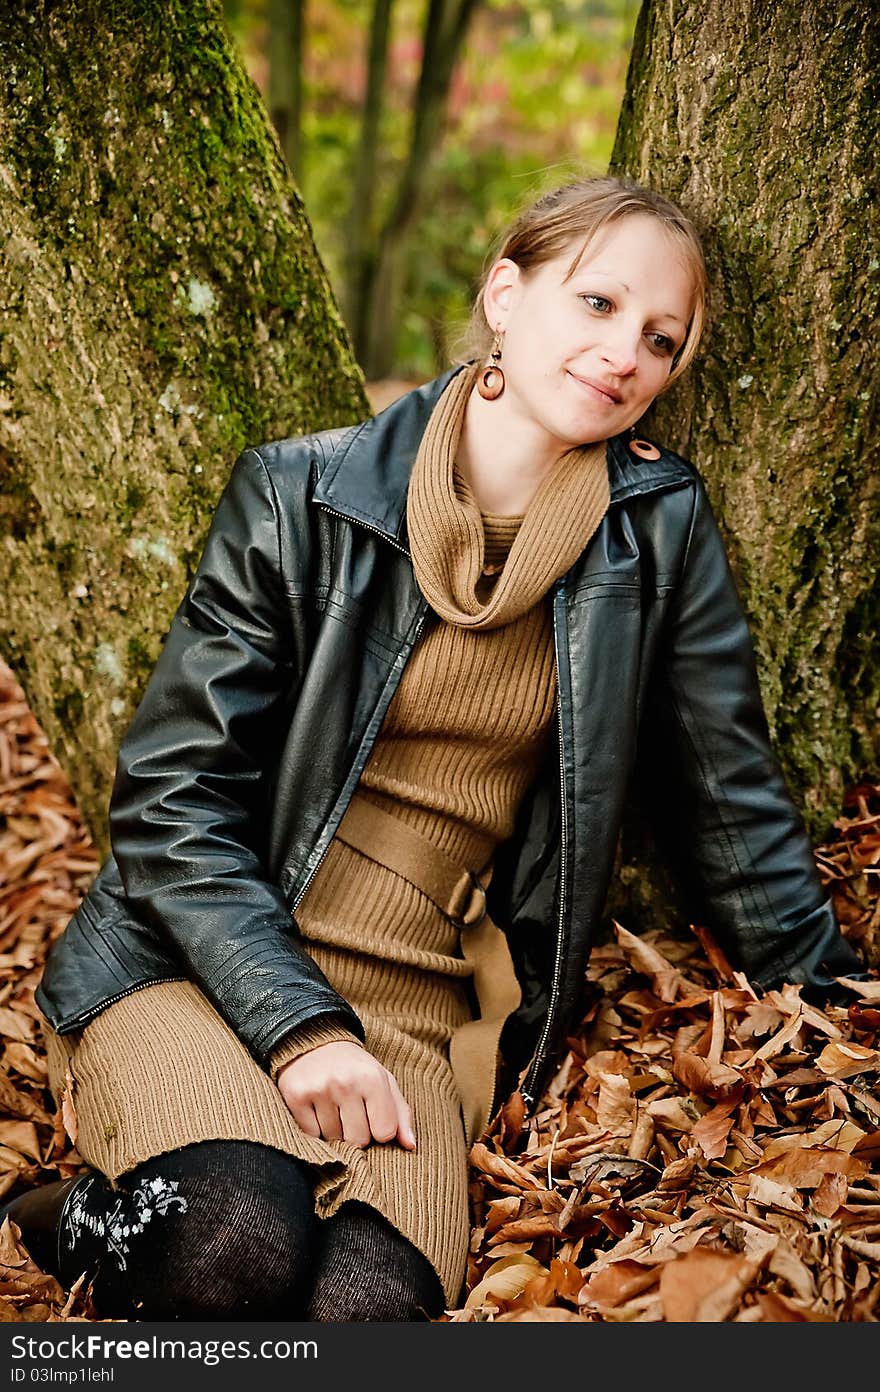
[{"x1": 568, "y1": 372, "x2": 620, "y2": 406}]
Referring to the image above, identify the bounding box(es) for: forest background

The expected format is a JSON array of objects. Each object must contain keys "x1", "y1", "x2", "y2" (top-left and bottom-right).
[{"x1": 224, "y1": 0, "x2": 639, "y2": 384}]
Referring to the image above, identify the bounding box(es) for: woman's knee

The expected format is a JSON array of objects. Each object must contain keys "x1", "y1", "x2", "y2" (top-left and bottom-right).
[
  {"x1": 67, "y1": 1140, "x2": 321, "y2": 1320},
  {"x1": 305, "y1": 1201, "x2": 445, "y2": 1322}
]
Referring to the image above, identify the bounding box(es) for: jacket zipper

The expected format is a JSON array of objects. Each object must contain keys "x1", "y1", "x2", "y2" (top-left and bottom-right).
[
  {"x1": 289, "y1": 497, "x2": 427, "y2": 913},
  {"x1": 58, "y1": 976, "x2": 187, "y2": 1032},
  {"x1": 520, "y1": 580, "x2": 570, "y2": 1112},
  {"x1": 314, "y1": 501, "x2": 412, "y2": 557}
]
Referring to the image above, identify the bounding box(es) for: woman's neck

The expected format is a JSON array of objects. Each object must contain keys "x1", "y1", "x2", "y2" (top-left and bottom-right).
[{"x1": 453, "y1": 379, "x2": 581, "y2": 516}]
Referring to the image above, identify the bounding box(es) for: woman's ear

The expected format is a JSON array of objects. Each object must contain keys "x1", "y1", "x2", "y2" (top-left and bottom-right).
[{"x1": 482, "y1": 258, "x2": 520, "y2": 331}]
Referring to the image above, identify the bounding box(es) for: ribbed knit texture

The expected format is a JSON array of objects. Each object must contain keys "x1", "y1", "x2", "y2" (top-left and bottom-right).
[
  {"x1": 41, "y1": 367, "x2": 612, "y2": 1309},
  {"x1": 407, "y1": 359, "x2": 610, "y2": 629}
]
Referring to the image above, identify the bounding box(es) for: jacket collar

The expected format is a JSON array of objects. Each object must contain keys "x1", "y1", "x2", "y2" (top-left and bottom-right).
[{"x1": 313, "y1": 362, "x2": 694, "y2": 551}]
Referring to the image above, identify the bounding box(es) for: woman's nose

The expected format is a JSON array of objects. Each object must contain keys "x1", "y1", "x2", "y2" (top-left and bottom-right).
[{"x1": 600, "y1": 331, "x2": 639, "y2": 375}]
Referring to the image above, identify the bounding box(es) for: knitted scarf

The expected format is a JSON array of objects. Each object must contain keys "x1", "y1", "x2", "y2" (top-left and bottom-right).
[{"x1": 406, "y1": 361, "x2": 611, "y2": 630}]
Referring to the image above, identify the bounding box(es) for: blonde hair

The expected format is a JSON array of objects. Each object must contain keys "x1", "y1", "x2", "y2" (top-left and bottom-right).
[{"x1": 453, "y1": 174, "x2": 707, "y2": 392}]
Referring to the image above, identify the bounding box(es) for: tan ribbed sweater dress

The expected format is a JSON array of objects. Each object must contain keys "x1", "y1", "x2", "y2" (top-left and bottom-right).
[{"x1": 41, "y1": 362, "x2": 611, "y2": 1309}]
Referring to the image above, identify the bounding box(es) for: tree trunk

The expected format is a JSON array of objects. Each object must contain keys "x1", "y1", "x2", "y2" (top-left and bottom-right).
[
  {"x1": 610, "y1": 0, "x2": 879, "y2": 849},
  {"x1": 0, "y1": 0, "x2": 369, "y2": 856},
  {"x1": 268, "y1": 0, "x2": 305, "y2": 182},
  {"x1": 343, "y1": 0, "x2": 396, "y2": 359},
  {"x1": 358, "y1": 0, "x2": 480, "y2": 377}
]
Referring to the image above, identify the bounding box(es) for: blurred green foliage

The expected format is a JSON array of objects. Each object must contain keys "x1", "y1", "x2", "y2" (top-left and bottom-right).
[{"x1": 225, "y1": 0, "x2": 639, "y2": 379}]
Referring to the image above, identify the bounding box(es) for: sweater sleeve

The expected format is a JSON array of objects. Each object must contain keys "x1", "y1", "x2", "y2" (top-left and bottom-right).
[{"x1": 268, "y1": 1015, "x2": 365, "y2": 1084}]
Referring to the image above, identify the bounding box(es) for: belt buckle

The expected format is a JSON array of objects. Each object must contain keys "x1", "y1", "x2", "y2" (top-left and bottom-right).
[{"x1": 450, "y1": 868, "x2": 487, "y2": 930}]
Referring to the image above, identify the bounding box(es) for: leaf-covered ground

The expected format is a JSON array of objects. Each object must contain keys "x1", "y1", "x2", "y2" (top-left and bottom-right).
[{"x1": 0, "y1": 658, "x2": 878, "y2": 1322}]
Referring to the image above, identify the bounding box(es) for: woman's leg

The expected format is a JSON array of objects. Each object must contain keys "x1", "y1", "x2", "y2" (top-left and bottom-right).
[
  {"x1": 305, "y1": 1200, "x2": 446, "y2": 1322},
  {"x1": 58, "y1": 1139, "x2": 321, "y2": 1321}
]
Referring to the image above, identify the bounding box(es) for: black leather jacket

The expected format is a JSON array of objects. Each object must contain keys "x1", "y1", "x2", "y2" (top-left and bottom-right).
[{"x1": 35, "y1": 363, "x2": 864, "y2": 1114}]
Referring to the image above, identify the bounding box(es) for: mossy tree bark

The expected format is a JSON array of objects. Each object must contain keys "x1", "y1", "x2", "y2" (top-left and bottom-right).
[
  {"x1": 0, "y1": 0, "x2": 369, "y2": 855},
  {"x1": 605, "y1": 0, "x2": 879, "y2": 944}
]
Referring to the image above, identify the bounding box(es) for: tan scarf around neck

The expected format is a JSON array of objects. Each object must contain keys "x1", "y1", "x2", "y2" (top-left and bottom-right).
[{"x1": 406, "y1": 361, "x2": 611, "y2": 630}]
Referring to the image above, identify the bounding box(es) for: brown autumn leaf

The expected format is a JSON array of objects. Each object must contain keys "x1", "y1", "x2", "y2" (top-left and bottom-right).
[
  {"x1": 746, "y1": 1174, "x2": 803, "y2": 1212},
  {"x1": 612, "y1": 922, "x2": 686, "y2": 1002},
  {"x1": 742, "y1": 1009, "x2": 806, "y2": 1064},
  {"x1": 814, "y1": 1040, "x2": 880, "y2": 1078},
  {"x1": 595, "y1": 1070, "x2": 635, "y2": 1129},
  {"x1": 497, "y1": 1089, "x2": 526, "y2": 1149},
  {"x1": 851, "y1": 1128, "x2": 880, "y2": 1163},
  {"x1": 833, "y1": 977, "x2": 880, "y2": 1002},
  {"x1": 689, "y1": 924, "x2": 736, "y2": 984},
  {"x1": 811, "y1": 1169, "x2": 849, "y2": 1217},
  {"x1": 506, "y1": 1256, "x2": 587, "y2": 1313},
  {"x1": 583, "y1": 1259, "x2": 660, "y2": 1308},
  {"x1": 734, "y1": 999, "x2": 785, "y2": 1041},
  {"x1": 749, "y1": 1145, "x2": 868, "y2": 1189},
  {"x1": 659, "y1": 1247, "x2": 762, "y2": 1322},
  {"x1": 760, "y1": 1117, "x2": 866, "y2": 1158},
  {"x1": 672, "y1": 1050, "x2": 743, "y2": 1101},
  {"x1": 692, "y1": 1099, "x2": 739, "y2": 1161},
  {"x1": 464, "y1": 1254, "x2": 547, "y2": 1310},
  {"x1": 0, "y1": 1217, "x2": 31, "y2": 1269},
  {"x1": 0, "y1": 1122, "x2": 42, "y2": 1164},
  {"x1": 767, "y1": 1238, "x2": 816, "y2": 1303},
  {"x1": 848, "y1": 1004, "x2": 880, "y2": 1029},
  {"x1": 488, "y1": 1213, "x2": 568, "y2": 1244},
  {"x1": 0, "y1": 1074, "x2": 52, "y2": 1125},
  {"x1": 483, "y1": 1196, "x2": 520, "y2": 1236},
  {"x1": 646, "y1": 1096, "x2": 698, "y2": 1132},
  {"x1": 568, "y1": 1152, "x2": 660, "y2": 1189},
  {"x1": 658, "y1": 1157, "x2": 697, "y2": 1191},
  {"x1": 756, "y1": 1291, "x2": 835, "y2": 1321},
  {"x1": 0, "y1": 1008, "x2": 34, "y2": 1045},
  {"x1": 2, "y1": 1045, "x2": 47, "y2": 1085},
  {"x1": 60, "y1": 1063, "x2": 78, "y2": 1147}
]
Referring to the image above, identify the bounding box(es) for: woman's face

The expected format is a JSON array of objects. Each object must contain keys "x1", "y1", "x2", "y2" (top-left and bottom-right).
[{"x1": 481, "y1": 213, "x2": 695, "y2": 447}]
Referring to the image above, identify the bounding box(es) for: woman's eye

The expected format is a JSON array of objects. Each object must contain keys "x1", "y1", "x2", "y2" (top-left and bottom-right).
[
  {"x1": 579, "y1": 293, "x2": 611, "y2": 312},
  {"x1": 648, "y1": 332, "x2": 674, "y2": 353}
]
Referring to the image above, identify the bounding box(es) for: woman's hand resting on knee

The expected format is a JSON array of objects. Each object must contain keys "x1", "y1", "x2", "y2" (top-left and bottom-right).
[{"x1": 276, "y1": 1043, "x2": 417, "y2": 1150}]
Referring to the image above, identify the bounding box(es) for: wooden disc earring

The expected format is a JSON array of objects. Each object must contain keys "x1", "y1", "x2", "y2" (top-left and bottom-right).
[
  {"x1": 627, "y1": 426, "x2": 661, "y2": 461},
  {"x1": 477, "y1": 328, "x2": 505, "y2": 400}
]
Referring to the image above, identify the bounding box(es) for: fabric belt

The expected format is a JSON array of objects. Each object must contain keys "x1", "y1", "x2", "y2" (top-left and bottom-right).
[{"x1": 334, "y1": 789, "x2": 522, "y2": 1149}]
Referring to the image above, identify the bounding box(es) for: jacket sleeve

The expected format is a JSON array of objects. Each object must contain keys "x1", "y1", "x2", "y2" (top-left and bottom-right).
[
  {"x1": 634, "y1": 471, "x2": 866, "y2": 1005},
  {"x1": 107, "y1": 446, "x2": 366, "y2": 1065}
]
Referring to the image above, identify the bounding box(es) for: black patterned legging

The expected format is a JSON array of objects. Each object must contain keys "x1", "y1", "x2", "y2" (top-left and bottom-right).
[{"x1": 58, "y1": 1139, "x2": 446, "y2": 1321}]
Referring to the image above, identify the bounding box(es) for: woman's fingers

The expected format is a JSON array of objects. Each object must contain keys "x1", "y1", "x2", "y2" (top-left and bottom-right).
[
  {"x1": 337, "y1": 1092, "x2": 373, "y2": 1149},
  {"x1": 362, "y1": 1071, "x2": 404, "y2": 1146},
  {"x1": 275, "y1": 1042, "x2": 416, "y2": 1150},
  {"x1": 312, "y1": 1093, "x2": 344, "y2": 1142},
  {"x1": 385, "y1": 1071, "x2": 417, "y2": 1150},
  {"x1": 290, "y1": 1099, "x2": 323, "y2": 1140}
]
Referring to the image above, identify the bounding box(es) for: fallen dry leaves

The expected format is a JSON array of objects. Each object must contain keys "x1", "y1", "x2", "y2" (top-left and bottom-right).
[
  {"x1": 450, "y1": 776, "x2": 880, "y2": 1322},
  {"x1": 0, "y1": 656, "x2": 879, "y2": 1323}
]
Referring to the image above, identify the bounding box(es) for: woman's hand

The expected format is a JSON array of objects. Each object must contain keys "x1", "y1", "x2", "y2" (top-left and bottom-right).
[{"x1": 276, "y1": 1042, "x2": 417, "y2": 1151}]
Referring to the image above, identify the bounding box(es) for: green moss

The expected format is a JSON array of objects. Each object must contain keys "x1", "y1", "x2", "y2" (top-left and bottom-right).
[
  {"x1": 123, "y1": 482, "x2": 147, "y2": 516},
  {"x1": 46, "y1": 539, "x2": 78, "y2": 579},
  {"x1": 126, "y1": 634, "x2": 157, "y2": 683},
  {"x1": 0, "y1": 446, "x2": 43, "y2": 540},
  {"x1": 53, "y1": 688, "x2": 84, "y2": 725}
]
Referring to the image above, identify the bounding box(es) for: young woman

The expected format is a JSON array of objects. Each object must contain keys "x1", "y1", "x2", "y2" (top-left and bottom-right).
[{"x1": 7, "y1": 175, "x2": 864, "y2": 1322}]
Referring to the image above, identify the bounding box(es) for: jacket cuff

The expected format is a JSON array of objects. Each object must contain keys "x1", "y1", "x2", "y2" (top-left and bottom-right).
[{"x1": 268, "y1": 1016, "x2": 364, "y2": 1084}]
